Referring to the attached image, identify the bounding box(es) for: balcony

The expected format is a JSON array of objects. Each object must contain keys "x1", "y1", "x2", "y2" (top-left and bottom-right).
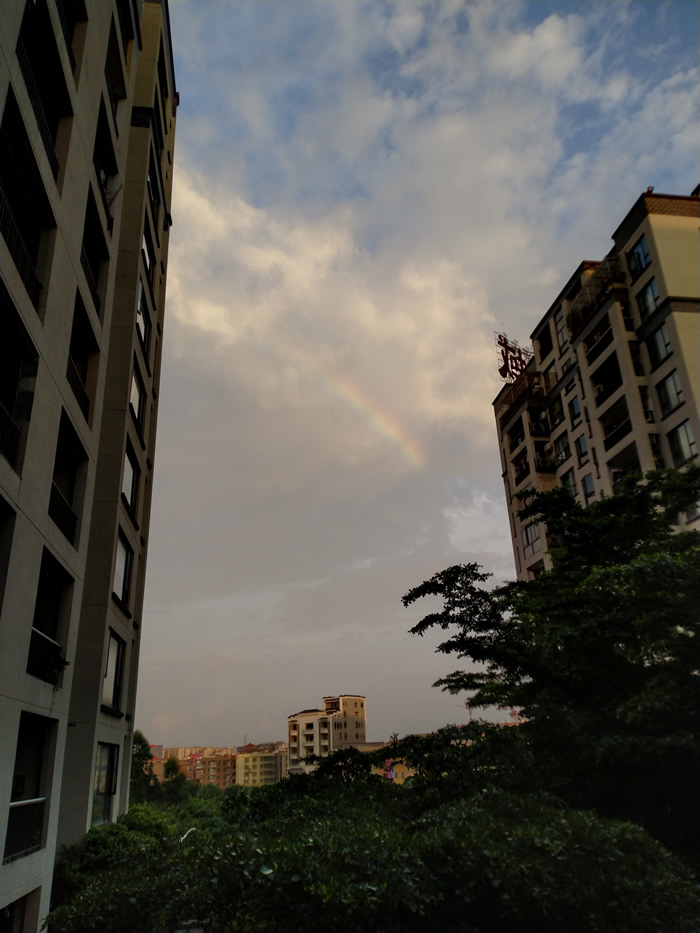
[
  {"x1": 48, "y1": 482, "x2": 78, "y2": 543},
  {"x1": 534, "y1": 455, "x2": 556, "y2": 474},
  {"x1": 0, "y1": 400, "x2": 20, "y2": 468},
  {"x1": 26, "y1": 627, "x2": 65, "y2": 685},
  {"x1": 15, "y1": 37, "x2": 59, "y2": 179},
  {"x1": 513, "y1": 461, "x2": 531, "y2": 487},
  {"x1": 497, "y1": 373, "x2": 552, "y2": 431},
  {"x1": 603, "y1": 419, "x2": 633, "y2": 452},
  {"x1": 3, "y1": 798, "x2": 46, "y2": 863},
  {"x1": 566, "y1": 257, "x2": 627, "y2": 339},
  {"x1": 585, "y1": 326, "x2": 613, "y2": 366},
  {"x1": 66, "y1": 355, "x2": 90, "y2": 419},
  {"x1": 529, "y1": 419, "x2": 550, "y2": 438},
  {"x1": 0, "y1": 184, "x2": 43, "y2": 308},
  {"x1": 594, "y1": 378, "x2": 623, "y2": 408},
  {"x1": 80, "y1": 246, "x2": 101, "y2": 313}
]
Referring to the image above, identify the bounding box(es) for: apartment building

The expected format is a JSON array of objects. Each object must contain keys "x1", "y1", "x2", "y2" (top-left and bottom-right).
[
  {"x1": 288, "y1": 695, "x2": 367, "y2": 775},
  {"x1": 0, "y1": 1, "x2": 177, "y2": 927},
  {"x1": 175, "y1": 752, "x2": 236, "y2": 791},
  {"x1": 493, "y1": 189, "x2": 699, "y2": 579},
  {"x1": 235, "y1": 743, "x2": 288, "y2": 787}
]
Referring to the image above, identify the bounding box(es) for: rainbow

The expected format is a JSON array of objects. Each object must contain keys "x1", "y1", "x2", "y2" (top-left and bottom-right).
[{"x1": 279, "y1": 343, "x2": 425, "y2": 471}]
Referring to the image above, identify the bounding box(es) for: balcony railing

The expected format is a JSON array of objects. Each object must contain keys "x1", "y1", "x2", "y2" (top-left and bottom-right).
[
  {"x1": 594, "y1": 378, "x2": 623, "y2": 408},
  {"x1": 16, "y1": 37, "x2": 59, "y2": 179},
  {"x1": 3, "y1": 798, "x2": 46, "y2": 862},
  {"x1": 0, "y1": 184, "x2": 43, "y2": 308},
  {"x1": 513, "y1": 462, "x2": 531, "y2": 487},
  {"x1": 26, "y1": 628, "x2": 65, "y2": 685},
  {"x1": 80, "y1": 246, "x2": 101, "y2": 312},
  {"x1": 585, "y1": 327, "x2": 613, "y2": 366},
  {"x1": 55, "y1": 0, "x2": 77, "y2": 70},
  {"x1": 0, "y1": 400, "x2": 21, "y2": 468},
  {"x1": 566, "y1": 257, "x2": 627, "y2": 340},
  {"x1": 66, "y1": 355, "x2": 90, "y2": 419},
  {"x1": 48, "y1": 482, "x2": 78, "y2": 543},
  {"x1": 603, "y1": 419, "x2": 633, "y2": 452},
  {"x1": 534, "y1": 456, "x2": 556, "y2": 474}
]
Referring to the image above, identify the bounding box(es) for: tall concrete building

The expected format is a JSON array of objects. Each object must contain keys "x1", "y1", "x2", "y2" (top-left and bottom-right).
[
  {"x1": 493, "y1": 189, "x2": 699, "y2": 580},
  {"x1": 235, "y1": 742, "x2": 288, "y2": 787},
  {"x1": 288, "y1": 695, "x2": 367, "y2": 775},
  {"x1": 0, "y1": 1, "x2": 177, "y2": 927}
]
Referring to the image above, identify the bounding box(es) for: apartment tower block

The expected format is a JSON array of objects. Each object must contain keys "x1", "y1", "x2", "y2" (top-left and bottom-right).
[
  {"x1": 493, "y1": 189, "x2": 699, "y2": 579},
  {"x1": 0, "y1": 1, "x2": 176, "y2": 927}
]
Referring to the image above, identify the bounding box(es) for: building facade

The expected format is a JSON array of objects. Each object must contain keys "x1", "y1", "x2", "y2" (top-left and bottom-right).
[
  {"x1": 288, "y1": 695, "x2": 367, "y2": 775},
  {"x1": 235, "y1": 743, "x2": 288, "y2": 787},
  {"x1": 0, "y1": 1, "x2": 177, "y2": 927},
  {"x1": 493, "y1": 189, "x2": 699, "y2": 579}
]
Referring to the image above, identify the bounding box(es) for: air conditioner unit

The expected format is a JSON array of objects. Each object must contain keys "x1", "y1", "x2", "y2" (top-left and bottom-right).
[{"x1": 532, "y1": 386, "x2": 544, "y2": 397}]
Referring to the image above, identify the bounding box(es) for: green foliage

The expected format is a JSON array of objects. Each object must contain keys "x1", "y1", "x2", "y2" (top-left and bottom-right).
[
  {"x1": 129, "y1": 729, "x2": 161, "y2": 804},
  {"x1": 49, "y1": 786, "x2": 700, "y2": 933},
  {"x1": 402, "y1": 468, "x2": 700, "y2": 857}
]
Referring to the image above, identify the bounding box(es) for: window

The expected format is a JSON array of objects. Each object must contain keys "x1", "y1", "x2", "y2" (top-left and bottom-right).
[
  {"x1": 67, "y1": 292, "x2": 99, "y2": 422},
  {"x1": 521, "y1": 521, "x2": 541, "y2": 560},
  {"x1": 0, "y1": 496, "x2": 16, "y2": 614},
  {"x1": 667, "y1": 421, "x2": 696, "y2": 467},
  {"x1": 574, "y1": 434, "x2": 588, "y2": 465},
  {"x1": 647, "y1": 323, "x2": 672, "y2": 369},
  {"x1": 637, "y1": 278, "x2": 660, "y2": 319},
  {"x1": 554, "y1": 306, "x2": 568, "y2": 352},
  {"x1": 49, "y1": 411, "x2": 88, "y2": 546},
  {"x1": 0, "y1": 282, "x2": 39, "y2": 471},
  {"x1": 121, "y1": 442, "x2": 140, "y2": 515},
  {"x1": 627, "y1": 234, "x2": 651, "y2": 279},
  {"x1": 136, "y1": 282, "x2": 151, "y2": 353},
  {"x1": 656, "y1": 370, "x2": 683, "y2": 418},
  {"x1": 568, "y1": 396, "x2": 581, "y2": 427},
  {"x1": 549, "y1": 395, "x2": 564, "y2": 428},
  {"x1": 112, "y1": 531, "x2": 133, "y2": 608},
  {"x1": 101, "y1": 630, "x2": 125, "y2": 713},
  {"x1": 581, "y1": 473, "x2": 595, "y2": 503},
  {"x1": 27, "y1": 549, "x2": 72, "y2": 685},
  {"x1": 4, "y1": 713, "x2": 55, "y2": 862},
  {"x1": 536, "y1": 323, "x2": 553, "y2": 361},
  {"x1": 92, "y1": 743, "x2": 119, "y2": 825},
  {"x1": 560, "y1": 467, "x2": 576, "y2": 496},
  {"x1": 142, "y1": 215, "x2": 156, "y2": 285},
  {"x1": 553, "y1": 432, "x2": 571, "y2": 466},
  {"x1": 129, "y1": 364, "x2": 146, "y2": 430},
  {"x1": 81, "y1": 189, "x2": 110, "y2": 313}
]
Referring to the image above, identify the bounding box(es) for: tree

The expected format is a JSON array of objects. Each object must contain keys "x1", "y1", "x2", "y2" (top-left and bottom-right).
[
  {"x1": 130, "y1": 729, "x2": 160, "y2": 803},
  {"x1": 402, "y1": 468, "x2": 700, "y2": 858}
]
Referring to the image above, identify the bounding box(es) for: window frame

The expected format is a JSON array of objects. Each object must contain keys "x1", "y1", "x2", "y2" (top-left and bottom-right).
[
  {"x1": 667, "y1": 420, "x2": 697, "y2": 468},
  {"x1": 646, "y1": 322, "x2": 672, "y2": 371},
  {"x1": 100, "y1": 629, "x2": 125, "y2": 714},
  {"x1": 627, "y1": 234, "x2": 651, "y2": 281},
  {"x1": 637, "y1": 277, "x2": 660, "y2": 320},
  {"x1": 656, "y1": 369, "x2": 683, "y2": 419},
  {"x1": 92, "y1": 742, "x2": 119, "y2": 825},
  {"x1": 112, "y1": 530, "x2": 133, "y2": 610}
]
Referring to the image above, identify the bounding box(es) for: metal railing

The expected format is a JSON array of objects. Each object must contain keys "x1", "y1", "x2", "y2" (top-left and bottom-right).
[
  {"x1": 26, "y1": 627, "x2": 64, "y2": 685},
  {"x1": 603, "y1": 419, "x2": 632, "y2": 452},
  {"x1": 0, "y1": 184, "x2": 43, "y2": 308},
  {"x1": 3, "y1": 798, "x2": 46, "y2": 862},
  {"x1": 48, "y1": 482, "x2": 78, "y2": 543},
  {"x1": 595, "y1": 378, "x2": 623, "y2": 408},
  {"x1": 585, "y1": 327, "x2": 613, "y2": 366},
  {"x1": 16, "y1": 36, "x2": 59, "y2": 179},
  {"x1": 55, "y1": 0, "x2": 76, "y2": 70}
]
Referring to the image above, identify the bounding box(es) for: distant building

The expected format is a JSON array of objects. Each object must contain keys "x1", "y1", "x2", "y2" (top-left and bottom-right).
[
  {"x1": 288, "y1": 695, "x2": 367, "y2": 775},
  {"x1": 493, "y1": 189, "x2": 699, "y2": 580},
  {"x1": 1, "y1": 1, "x2": 177, "y2": 927},
  {"x1": 235, "y1": 742, "x2": 288, "y2": 787}
]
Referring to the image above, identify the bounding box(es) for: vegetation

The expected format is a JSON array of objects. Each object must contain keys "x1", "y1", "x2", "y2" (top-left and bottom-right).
[{"x1": 48, "y1": 470, "x2": 700, "y2": 931}]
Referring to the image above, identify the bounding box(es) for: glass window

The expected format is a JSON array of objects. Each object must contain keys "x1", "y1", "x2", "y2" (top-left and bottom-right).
[
  {"x1": 101, "y1": 630, "x2": 125, "y2": 711},
  {"x1": 550, "y1": 395, "x2": 564, "y2": 428},
  {"x1": 637, "y1": 278, "x2": 660, "y2": 319},
  {"x1": 561, "y1": 467, "x2": 576, "y2": 496},
  {"x1": 112, "y1": 531, "x2": 132, "y2": 605},
  {"x1": 521, "y1": 521, "x2": 541, "y2": 560},
  {"x1": 554, "y1": 306, "x2": 568, "y2": 351},
  {"x1": 667, "y1": 421, "x2": 696, "y2": 467},
  {"x1": 574, "y1": 434, "x2": 588, "y2": 464},
  {"x1": 581, "y1": 473, "x2": 595, "y2": 503},
  {"x1": 92, "y1": 743, "x2": 119, "y2": 825},
  {"x1": 554, "y1": 432, "x2": 571, "y2": 466},
  {"x1": 627, "y1": 234, "x2": 651, "y2": 279},
  {"x1": 135, "y1": 282, "x2": 151, "y2": 352},
  {"x1": 656, "y1": 370, "x2": 683, "y2": 417},
  {"x1": 568, "y1": 396, "x2": 581, "y2": 427},
  {"x1": 129, "y1": 365, "x2": 145, "y2": 428},
  {"x1": 647, "y1": 322, "x2": 672, "y2": 369},
  {"x1": 121, "y1": 443, "x2": 139, "y2": 513}
]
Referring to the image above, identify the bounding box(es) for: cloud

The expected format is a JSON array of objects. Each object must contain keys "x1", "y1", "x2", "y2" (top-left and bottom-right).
[{"x1": 137, "y1": 0, "x2": 699, "y2": 746}]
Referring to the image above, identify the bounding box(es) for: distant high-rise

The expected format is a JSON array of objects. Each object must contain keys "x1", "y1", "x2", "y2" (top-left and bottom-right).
[
  {"x1": 0, "y1": 1, "x2": 177, "y2": 926},
  {"x1": 493, "y1": 190, "x2": 699, "y2": 580},
  {"x1": 288, "y1": 695, "x2": 367, "y2": 775}
]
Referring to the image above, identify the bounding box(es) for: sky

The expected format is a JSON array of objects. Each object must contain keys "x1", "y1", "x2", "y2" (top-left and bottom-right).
[{"x1": 135, "y1": 0, "x2": 699, "y2": 747}]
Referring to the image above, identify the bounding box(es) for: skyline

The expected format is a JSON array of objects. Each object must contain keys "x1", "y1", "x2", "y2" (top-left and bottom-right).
[{"x1": 135, "y1": 0, "x2": 699, "y2": 746}]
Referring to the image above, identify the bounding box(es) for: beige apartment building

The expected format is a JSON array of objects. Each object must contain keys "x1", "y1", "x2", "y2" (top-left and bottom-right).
[
  {"x1": 288, "y1": 695, "x2": 367, "y2": 775},
  {"x1": 493, "y1": 189, "x2": 699, "y2": 579},
  {"x1": 0, "y1": 1, "x2": 177, "y2": 927},
  {"x1": 235, "y1": 742, "x2": 288, "y2": 787}
]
